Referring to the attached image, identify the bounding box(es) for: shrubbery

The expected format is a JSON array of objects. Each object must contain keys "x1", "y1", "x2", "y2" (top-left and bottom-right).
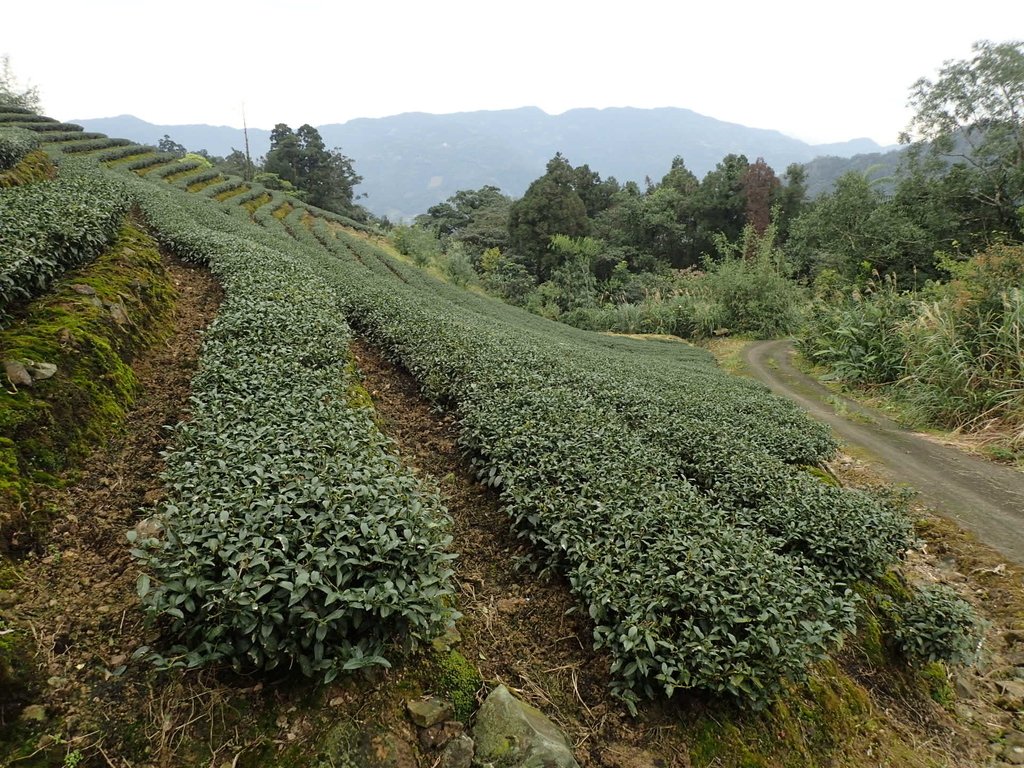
[
  {"x1": 0, "y1": 161, "x2": 131, "y2": 315},
  {"x1": 0, "y1": 127, "x2": 37, "y2": 170},
  {"x1": 800, "y1": 243, "x2": 1024, "y2": 445},
  {"x1": 128, "y1": 181, "x2": 458, "y2": 679}
]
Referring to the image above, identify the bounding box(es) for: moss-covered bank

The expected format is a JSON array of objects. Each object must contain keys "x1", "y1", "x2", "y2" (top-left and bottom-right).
[{"x1": 0, "y1": 220, "x2": 177, "y2": 551}]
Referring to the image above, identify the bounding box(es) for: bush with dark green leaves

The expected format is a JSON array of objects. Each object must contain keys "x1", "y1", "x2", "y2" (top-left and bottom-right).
[
  {"x1": 263, "y1": 216, "x2": 913, "y2": 709},
  {"x1": 0, "y1": 127, "x2": 38, "y2": 170},
  {"x1": 128, "y1": 180, "x2": 457, "y2": 680},
  {"x1": 0, "y1": 161, "x2": 131, "y2": 315},
  {"x1": 884, "y1": 584, "x2": 984, "y2": 666}
]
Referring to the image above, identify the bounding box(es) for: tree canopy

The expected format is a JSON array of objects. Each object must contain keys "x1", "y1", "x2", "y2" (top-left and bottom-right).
[
  {"x1": 263, "y1": 123, "x2": 362, "y2": 215},
  {"x1": 904, "y1": 40, "x2": 1024, "y2": 234},
  {"x1": 0, "y1": 55, "x2": 40, "y2": 112}
]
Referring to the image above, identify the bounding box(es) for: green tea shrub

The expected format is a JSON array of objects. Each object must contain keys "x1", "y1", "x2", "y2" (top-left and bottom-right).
[
  {"x1": 0, "y1": 162, "x2": 131, "y2": 314},
  {"x1": 130, "y1": 182, "x2": 458, "y2": 679},
  {"x1": 0, "y1": 127, "x2": 37, "y2": 170},
  {"x1": 885, "y1": 584, "x2": 984, "y2": 666}
]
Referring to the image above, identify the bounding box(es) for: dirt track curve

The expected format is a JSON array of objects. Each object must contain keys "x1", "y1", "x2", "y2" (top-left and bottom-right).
[{"x1": 743, "y1": 339, "x2": 1024, "y2": 564}]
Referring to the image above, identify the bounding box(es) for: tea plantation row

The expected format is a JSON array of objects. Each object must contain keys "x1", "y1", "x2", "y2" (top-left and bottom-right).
[
  {"x1": 121, "y1": 176, "x2": 458, "y2": 678},
  {"x1": 0, "y1": 160, "x2": 131, "y2": 315},
  {"x1": 256, "y1": 211, "x2": 913, "y2": 707}
]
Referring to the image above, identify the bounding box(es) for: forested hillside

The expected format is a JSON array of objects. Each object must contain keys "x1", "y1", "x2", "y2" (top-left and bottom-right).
[{"x1": 75, "y1": 107, "x2": 891, "y2": 220}]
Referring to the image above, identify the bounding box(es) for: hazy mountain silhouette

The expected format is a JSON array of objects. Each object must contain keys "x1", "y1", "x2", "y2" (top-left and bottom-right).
[{"x1": 74, "y1": 107, "x2": 897, "y2": 220}]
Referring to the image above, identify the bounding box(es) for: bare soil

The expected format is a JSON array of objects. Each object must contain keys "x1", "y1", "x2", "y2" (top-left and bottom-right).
[{"x1": 1, "y1": 256, "x2": 223, "y2": 763}]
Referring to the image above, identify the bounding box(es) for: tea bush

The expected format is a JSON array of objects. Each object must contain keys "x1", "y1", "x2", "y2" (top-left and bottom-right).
[
  {"x1": 129, "y1": 181, "x2": 458, "y2": 679},
  {"x1": 0, "y1": 162, "x2": 131, "y2": 314}
]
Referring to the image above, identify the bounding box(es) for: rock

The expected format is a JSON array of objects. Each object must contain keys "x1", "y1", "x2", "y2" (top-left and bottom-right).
[
  {"x1": 419, "y1": 720, "x2": 464, "y2": 750},
  {"x1": 133, "y1": 516, "x2": 164, "y2": 540},
  {"x1": 4, "y1": 360, "x2": 33, "y2": 388},
  {"x1": 71, "y1": 284, "x2": 96, "y2": 295},
  {"x1": 472, "y1": 685, "x2": 580, "y2": 768},
  {"x1": 954, "y1": 672, "x2": 977, "y2": 699},
  {"x1": 109, "y1": 302, "x2": 130, "y2": 325},
  {"x1": 954, "y1": 703, "x2": 976, "y2": 722},
  {"x1": 997, "y1": 680, "x2": 1024, "y2": 700},
  {"x1": 1004, "y1": 744, "x2": 1024, "y2": 765},
  {"x1": 19, "y1": 704, "x2": 47, "y2": 723},
  {"x1": 440, "y1": 734, "x2": 474, "y2": 768},
  {"x1": 432, "y1": 626, "x2": 463, "y2": 652},
  {"x1": 26, "y1": 361, "x2": 57, "y2": 381},
  {"x1": 407, "y1": 696, "x2": 454, "y2": 728}
]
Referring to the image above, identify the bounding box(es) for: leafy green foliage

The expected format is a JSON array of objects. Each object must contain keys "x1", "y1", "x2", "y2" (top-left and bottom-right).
[
  {"x1": 281, "y1": 217, "x2": 911, "y2": 709},
  {"x1": 799, "y1": 244, "x2": 1024, "y2": 443},
  {"x1": 904, "y1": 40, "x2": 1024, "y2": 235},
  {"x1": 127, "y1": 181, "x2": 457, "y2": 680},
  {"x1": 0, "y1": 128, "x2": 38, "y2": 171},
  {"x1": 883, "y1": 584, "x2": 984, "y2": 666},
  {"x1": 35, "y1": 120, "x2": 916, "y2": 708},
  {"x1": 0, "y1": 162, "x2": 131, "y2": 316},
  {"x1": 263, "y1": 123, "x2": 362, "y2": 215}
]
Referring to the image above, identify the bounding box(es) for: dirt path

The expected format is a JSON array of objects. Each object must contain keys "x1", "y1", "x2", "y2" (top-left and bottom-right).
[
  {"x1": 742, "y1": 339, "x2": 1024, "y2": 564},
  {"x1": 5, "y1": 256, "x2": 223, "y2": 764}
]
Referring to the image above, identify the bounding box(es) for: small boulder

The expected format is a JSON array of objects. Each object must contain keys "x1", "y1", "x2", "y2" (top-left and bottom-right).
[
  {"x1": 440, "y1": 734, "x2": 474, "y2": 768},
  {"x1": 954, "y1": 672, "x2": 977, "y2": 699},
  {"x1": 4, "y1": 360, "x2": 33, "y2": 388},
  {"x1": 108, "y1": 302, "x2": 130, "y2": 325},
  {"x1": 71, "y1": 284, "x2": 96, "y2": 295},
  {"x1": 997, "y1": 680, "x2": 1024, "y2": 700},
  {"x1": 472, "y1": 685, "x2": 580, "y2": 768},
  {"x1": 26, "y1": 361, "x2": 57, "y2": 381},
  {"x1": 407, "y1": 696, "x2": 454, "y2": 728},
  {"x1": 418, "y1": 720, "x2": 464, "y2": 750}
]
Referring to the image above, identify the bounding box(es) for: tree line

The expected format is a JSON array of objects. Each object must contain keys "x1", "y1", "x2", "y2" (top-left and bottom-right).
[{"x1": 158, "y1": 123, "x2": 365, "y2": 219}]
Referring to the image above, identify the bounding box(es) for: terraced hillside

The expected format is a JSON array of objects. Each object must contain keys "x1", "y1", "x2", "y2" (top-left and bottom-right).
[{"x1": 0, "y1": 111, "x2": 1003, "y2": 768}]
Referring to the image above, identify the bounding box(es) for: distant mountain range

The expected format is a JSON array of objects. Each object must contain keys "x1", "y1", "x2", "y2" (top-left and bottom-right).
[{"x1": 73, "y1": 107, "x2": 902, "y2": 220}]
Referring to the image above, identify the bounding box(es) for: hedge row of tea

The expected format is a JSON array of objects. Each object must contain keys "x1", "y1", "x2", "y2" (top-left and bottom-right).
[
  {"x1": 21, "y1": 117, "x2": 933, "y2": 706},
  {"x1": 0, "y1": 127, "x2": 38, "y2": 170},
  {"x1": 0, "y1": 161, "x2": 131, "y2": 315},
  {"x1": 122, "y1": 178, "x2": 458, "y2": 678},
  {"x1": 259, "y1": 215, "x2": 912, "y2": 707}
]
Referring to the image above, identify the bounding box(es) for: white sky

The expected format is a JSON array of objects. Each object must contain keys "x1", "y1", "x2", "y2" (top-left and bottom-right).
[{"x1": 2, "y1": 0, "x2": 1020, "y2": 145}]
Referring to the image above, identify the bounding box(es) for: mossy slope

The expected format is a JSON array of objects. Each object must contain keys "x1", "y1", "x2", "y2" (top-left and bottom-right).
[{"x1": 0, "y1": 220, "x2": 176, "y2": 551}]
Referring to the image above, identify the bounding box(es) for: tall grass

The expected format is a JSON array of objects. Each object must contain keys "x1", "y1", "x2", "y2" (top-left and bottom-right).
[
  {"x1": 800, "y1": 243, "x2": 1024, "y2": 447},
  {"x1": 902, "y1": 288, "x2": 1024, "y2": 442}
]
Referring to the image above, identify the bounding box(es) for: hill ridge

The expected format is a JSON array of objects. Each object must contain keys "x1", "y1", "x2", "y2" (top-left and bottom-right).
[{"x1": 71, "y1": 107, "x2": 894, "y2": 219}]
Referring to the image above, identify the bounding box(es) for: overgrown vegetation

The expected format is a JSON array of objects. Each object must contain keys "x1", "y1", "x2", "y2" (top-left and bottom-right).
[{"x1": 801, "y1": 242, "x2": 1024, "y2": 448}]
